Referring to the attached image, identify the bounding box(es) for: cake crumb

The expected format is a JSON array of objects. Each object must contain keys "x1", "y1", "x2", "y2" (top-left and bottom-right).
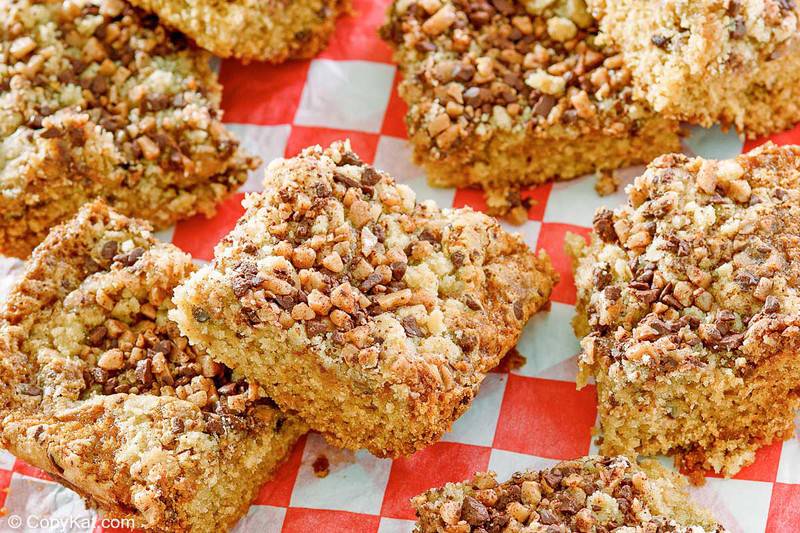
[
  {"x1": 495, "y1": 347, "x2": 527, "y2": 373},
  {"x1": 594, "y1": 169, "x2": 620, "y2": 197},
  {"x1": 685, "y1": 468, "x2": 708, "y2": 487},
  {"x1": 312, "y1": 455, "x2": 330, "y2": 478},
  {"x1": 485, "y1": 188, "x2": 534, "y2": 225}
]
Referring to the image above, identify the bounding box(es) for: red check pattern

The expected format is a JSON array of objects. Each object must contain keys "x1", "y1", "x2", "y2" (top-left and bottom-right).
[{"x1": 2, "y1": 1, "x2": 800, "y2": 531}]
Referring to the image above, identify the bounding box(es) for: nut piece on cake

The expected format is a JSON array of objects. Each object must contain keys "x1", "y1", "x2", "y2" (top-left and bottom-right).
[
  {"x1": 569, "y1": 142, "x2": 800, "y2": 477},
  {"x1": 412, "y1": 456, "x2": 727, "y2": 532},
  {"x1": 0, "y1": 0, "x2": 259, "y2": 258},
  {"x1": 0, "y1": 201, "x2": 306, "y2": 532},
  {"x1": 380, "y1": 0, "x2": 681, "y2": 213},
  {"x1": 171, "y1": 141, "x2": 558, "y2": 457},
  {"x1": 126, "y1": 0, "x2": 350, "y2": 63},
  {"x1": 588, "y1": 0, "x2": 800, "y2": 137}
]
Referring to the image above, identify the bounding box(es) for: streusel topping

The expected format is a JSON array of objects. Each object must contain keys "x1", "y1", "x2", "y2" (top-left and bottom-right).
[
  {"x1": 413, "y1": 455, "x2": 726, "y2": 532},
  {"x1": 381, "y1": 0, "x2": 648, "y2": 156},
  {"x1": 186, "y1": 141, "x2": 554, "y2": 393},
  {"x1": 571, "y1": 143, "x2": 800, "y2": 383}
]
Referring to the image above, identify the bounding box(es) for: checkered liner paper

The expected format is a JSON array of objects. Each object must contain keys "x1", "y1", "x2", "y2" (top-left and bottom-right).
[{"x1": 2, "y1": 1, "x2": 800, "y2": 532}]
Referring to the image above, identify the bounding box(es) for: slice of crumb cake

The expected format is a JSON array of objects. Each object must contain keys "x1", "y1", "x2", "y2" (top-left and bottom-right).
[
  {"x1": 0, "y1": 201, "x2": 305, "y2": 532},
  {"x1": 171, "y1": 141, "x2": 558, "y2": 457},
  {"x1": 570, "y1": 142, "x2": 800, "y2": 477}
]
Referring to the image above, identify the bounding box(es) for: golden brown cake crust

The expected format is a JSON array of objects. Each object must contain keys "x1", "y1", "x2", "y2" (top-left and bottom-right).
[
  {"x1": 0, "y1": 201, "x2": 306, "y2": 532},
  {"x1": 380, "y1": 0, "x2": 681, "y2": 207},
  {"x1": 412, "y1": 455, "x2": 727, "y2": 532},
  {"x1": 570, "y1": 142, "x2": 800, "y2": 477},
  {"x1": 588, "y1": 0, "x2": 800, "y2": 137},
  {"x1": 126, "y1": 0, "x2": 350, "y2": 63},
  {"x1": 171, "y1": 141, "x2": 558, "y2": 457},
  {"x1": 0, "y1": 0, "x2": 259, "y2": 258}
]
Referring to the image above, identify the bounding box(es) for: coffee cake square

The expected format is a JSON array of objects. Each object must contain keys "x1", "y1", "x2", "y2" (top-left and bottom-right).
[
  {"x1": 171, "y1": 141, "x2": 558, "y2": 457},
  {"x1": 570, "y1": 142, "x2": 800, "y2": 477},
  {"x1": 126, "y1": 0, "x2": 349, "y2": 63},
  {"x1": 0, "y1": 201, "x2": 305, "y2": 532},
  {"x1": 412, "y1": 456, "x2": 726, "y2": 532},
  {"x1": 588, "y1": 0, "x2": 800, "y2": 137},
  {"x1": 381, "y1": 0, "x2": 681, "y2": 215},
  {"x1": 0, "y1": 0, "x2": 258, "y2": 258}
]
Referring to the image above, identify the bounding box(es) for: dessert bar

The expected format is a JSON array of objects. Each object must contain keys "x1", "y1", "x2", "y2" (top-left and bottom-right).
[
  {"x1": 172, "y1": 141, "x2": 557, "y2": 457},
  {"x1": 412, "y1": 455, "x2": 726, "y2": 532},
  {"x1": 570, "y1": 142, "x2": 800, "y2": 476},
  {"x1": 127, "y1": 0, "x2": 349, "y2": 63},
  {"x1": 0, "y1": 201, "x2": 305, "y2": 531},
  {"x1": 588, "y1": 0, "x2": 800, "y2": 137},
  {"x1": 381, "y1": 0, "x2": 681, "y2": 214},
  {"x1": 0, "y1": 0, "x2": 258, "y2": 257}
]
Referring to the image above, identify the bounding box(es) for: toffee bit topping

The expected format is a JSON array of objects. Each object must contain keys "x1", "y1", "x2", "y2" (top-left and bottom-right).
[
  {"x1": 763, "y1": 295, "x2": 780, "y2": 314},
  {"x1": 361, "y1": 167, "x2": 382, "y2": 186},
  {"x1": 114, "y1": 247, "x2": 145, "y2": 267},
  {"x1": 100, "y1": 241, "x2": 118, "y2": 259},
  {"x1": 651, "y1": 34, "x2": 669, "y2": 48},
  {"x1": 41, "y1": 127, "x2": 63, "y2": 139},
  {"x1": 731, "y1": 17, "x2": 747, "y2": 39},
  {"x1": 333, "y1": 172, "x2": 362, "y2": 189},
  {"x1": 231, "y1": 261, "x2": 262, "y2": 298},
  {"x1": 192, "y1": 307, "x2": 210, "y2": 323},
  {"x1": 401, "y1": 315, "x2": 424, "y2": 337},
  {"x1": 465, "y1": 295, "x2": 482, "y2": 310},
  {"x1": 338, "y1": 151, "x2": 364, "y2": 166},
  {"x1": 513, "y1": 300, "x2": 524, "y2": 320},
  {"x1": 312, "y1": 455, "x2": 330, "y2": 478},
  {"x1": 461, "y1": 496, "x2": 489, "y2": 526},
  {"x1": 592, "y1": 209, "x2": 617, "y2": 243}
]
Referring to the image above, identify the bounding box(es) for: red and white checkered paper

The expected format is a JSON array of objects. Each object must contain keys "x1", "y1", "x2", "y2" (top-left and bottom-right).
[{"x1": 2, "y1": 1, "x2": 800, "y2": 531}]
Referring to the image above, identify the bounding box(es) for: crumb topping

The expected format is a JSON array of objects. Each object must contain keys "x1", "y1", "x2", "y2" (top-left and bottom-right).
[
  {"x1": 573, "y1": 143, "x2": 800, "y2": 383},
  {"x1": 186, "y1": 141, "x2": 555, "y2": 393},
  {"x1": 412, "y1": 455, "x2": 726, "y2": 532},
  {"x1": 381, "y1": 0, "x2": 650, "y2": 158}
]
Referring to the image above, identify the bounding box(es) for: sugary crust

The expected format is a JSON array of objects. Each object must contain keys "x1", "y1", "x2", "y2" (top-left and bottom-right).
[
  {"x1": 171, "y1": 141, "x2": 557, "y2": 457},
  {"x1": 0, "y1": 0, "x2": 258, "y2": 258},
  {"x1": 570, "y1": 142, "x2": 800, "y2": 477},
  {"x1": 0, "y1": 201, "x2": 305, "y2": 532},
  {"x1": 588, "y1": 0, "x2": 800, "y2": 137},
  {"x1": 412, "y1": 455, "x2": 726, "y2": 532},
  {"x1": 126, "y1": 0, "x2": 350, "y2": 63},
  {"x1": 380, "y1": 0, "x2": 681, "y2": 201}
]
